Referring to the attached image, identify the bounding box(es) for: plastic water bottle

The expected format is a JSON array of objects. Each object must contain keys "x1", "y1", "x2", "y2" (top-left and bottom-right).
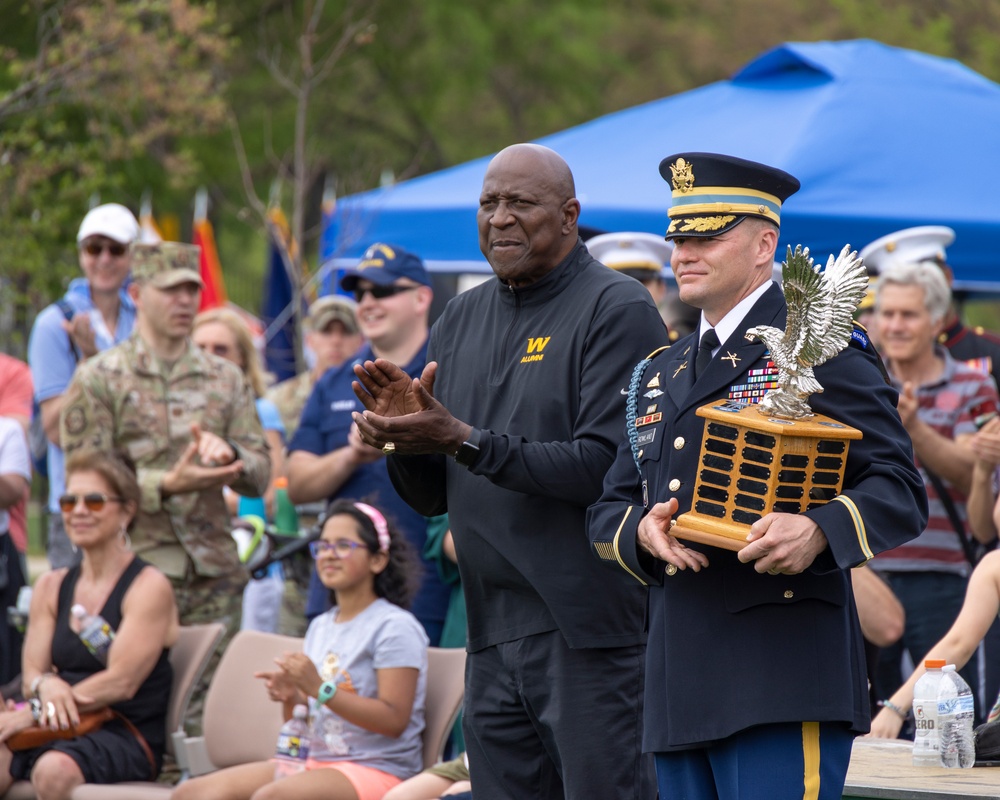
[
  {"x1": 273, "y1": 704, "x2": 311, "y2": 779},
  {"x1": 273, "y1": 477, "x2": 299, "y2": 535},
  {"x1": 938, "y1": 664, "x2": 976, "y2": 768},
  {"x1": 912, "y1": 659, "x2": 946, "y2": 766},
  {"x1": 70, "y1": 604, "x2": 115, "y2": 665}
]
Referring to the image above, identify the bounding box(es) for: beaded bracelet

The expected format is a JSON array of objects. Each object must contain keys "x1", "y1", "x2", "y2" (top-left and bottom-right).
[{"x1": 880, "y1": 699, "x2": 909, "y2": 720}]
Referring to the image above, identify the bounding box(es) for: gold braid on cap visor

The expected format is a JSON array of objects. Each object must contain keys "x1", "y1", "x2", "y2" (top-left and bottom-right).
[{"x1": 668, "y1": 186, "x2": 783, "y2": 225}]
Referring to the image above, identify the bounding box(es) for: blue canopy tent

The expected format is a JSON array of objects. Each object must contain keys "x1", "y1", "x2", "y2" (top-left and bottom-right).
[{"x1": 321, "y1": 39, "x2": 1000, "y2": 292}]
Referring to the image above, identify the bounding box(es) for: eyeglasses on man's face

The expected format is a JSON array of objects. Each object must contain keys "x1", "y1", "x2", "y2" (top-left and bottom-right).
[
  {"x1": 309, "y1": 539, "x2": 366, "y2": 559},
  {"x1": 81, "y1": 241, "x2": 128, "y2": 258},
  {"x1": 58, "y1": 493, "x2": 124, "y2": 513}
]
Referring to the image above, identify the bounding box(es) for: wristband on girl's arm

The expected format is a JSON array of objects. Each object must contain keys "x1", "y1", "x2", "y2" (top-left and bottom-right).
[
  {"x1": 880, "y1": 699, "x2": 909, "y2": 720},
  {"x1": 317, "y1": 680, "x2": 338, "y2": 706}
]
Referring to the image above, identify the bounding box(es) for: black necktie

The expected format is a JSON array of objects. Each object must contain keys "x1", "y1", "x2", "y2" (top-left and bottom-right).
[{"x1": 695, "y1": 329, "x2": 720, "y2": 378}]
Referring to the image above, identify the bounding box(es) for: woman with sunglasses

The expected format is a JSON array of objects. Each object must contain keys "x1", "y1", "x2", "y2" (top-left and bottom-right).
[
  {"x1": 173, "y1": 499, "x2": 428, "y2": 800},
  {"x1": 192, "y1": 308, "x2": 288, "y2": 633},
  {"x1": 27, "y1": 203, "x2": 140, "y2": 572},
  {"x1": 0, "y1": 449, "x2": 179, "y2": 799},
  {"x1": 192, "y1": 308, "x2": 286, "y2": 518}
]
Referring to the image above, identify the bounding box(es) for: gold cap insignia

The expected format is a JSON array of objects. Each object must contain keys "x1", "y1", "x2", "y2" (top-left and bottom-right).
[{"x1": 670, "y1": 158, "x2": 695, "y2": 193}]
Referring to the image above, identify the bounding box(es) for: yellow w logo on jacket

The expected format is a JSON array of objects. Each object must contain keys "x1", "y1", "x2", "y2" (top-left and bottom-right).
[{"x1": 522, "y1": 337, "x2": 551, "y2": 363}]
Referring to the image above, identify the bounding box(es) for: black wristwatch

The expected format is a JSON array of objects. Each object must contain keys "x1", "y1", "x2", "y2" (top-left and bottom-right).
[{"x1": 453, "y1": 428, "x2": 482, "y2": 468}]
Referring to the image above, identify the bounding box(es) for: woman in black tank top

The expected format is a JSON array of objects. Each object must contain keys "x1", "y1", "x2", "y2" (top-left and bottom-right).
[{"x1": 0, "y1": 450, "x2": 179, "y2": 799}]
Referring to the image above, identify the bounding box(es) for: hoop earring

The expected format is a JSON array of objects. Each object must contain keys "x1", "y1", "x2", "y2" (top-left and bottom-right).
[{"x1": 119, "y1": 525, "x2": 132, "y2": 553}]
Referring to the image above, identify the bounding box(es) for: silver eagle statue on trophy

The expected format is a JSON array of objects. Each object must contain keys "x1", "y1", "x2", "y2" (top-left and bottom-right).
[{"x1": 746, "y1": 244, "x2": 869, "y2": 420}]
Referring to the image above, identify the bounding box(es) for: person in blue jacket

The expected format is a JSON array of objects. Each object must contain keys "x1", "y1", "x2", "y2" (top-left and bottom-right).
[
  {"x1": 587, "y1": 152, "x2": 928, "y2": 800},
  {"x1": 286, "y1": 245, "x2": 451, "y2": 646}
]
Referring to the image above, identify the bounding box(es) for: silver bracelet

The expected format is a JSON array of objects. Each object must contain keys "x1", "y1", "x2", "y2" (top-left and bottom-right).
[
  {"x1": 880, "y1": 699, "x2": 909, "y2": 720},
  {"x1": 29, "y1": 673, "x2": 53, "y2": 699}
]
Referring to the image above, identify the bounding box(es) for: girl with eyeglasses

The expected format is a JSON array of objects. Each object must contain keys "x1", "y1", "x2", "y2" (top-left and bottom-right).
[
  {"x1": 172, "y1": 499, "x2": 428, "y2": 800},
  {"x1": 0, "y1": 450, "x2": 179, "y2": 798}
]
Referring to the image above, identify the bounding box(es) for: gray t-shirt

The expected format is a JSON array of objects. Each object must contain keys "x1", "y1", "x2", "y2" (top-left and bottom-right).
[{"x1": 304, "y1": 597, "x2": 429, "y2": 779}]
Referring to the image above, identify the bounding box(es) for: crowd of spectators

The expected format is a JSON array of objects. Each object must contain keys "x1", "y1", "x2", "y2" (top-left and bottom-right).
[{"x1": 0, "y1": 157, "x2": 999, "y2": 800}]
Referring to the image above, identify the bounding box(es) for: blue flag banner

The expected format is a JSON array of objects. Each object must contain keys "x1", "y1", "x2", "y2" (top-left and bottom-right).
[{"x1": 262, "y1": 209, "x2": 298, "y2": 382}]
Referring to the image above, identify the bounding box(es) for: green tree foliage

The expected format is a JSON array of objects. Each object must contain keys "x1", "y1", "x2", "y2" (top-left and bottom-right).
[
  {"x1": 0, "y1": 0, "x2": 229, "y2": 352},
  {"x1": 4, "y1": 0, "x2": 1000, "y2": 348}
]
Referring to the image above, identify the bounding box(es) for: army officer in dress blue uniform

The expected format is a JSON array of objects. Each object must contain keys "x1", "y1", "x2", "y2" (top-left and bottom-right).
[{"x1": 587, "y1": 153, "x2": 927, "y2": 800}]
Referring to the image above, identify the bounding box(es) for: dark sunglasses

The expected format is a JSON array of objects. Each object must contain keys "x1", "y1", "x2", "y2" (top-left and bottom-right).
[
  {"x1": 352, "y1": 284, "x2": 419, "y2": 303},
  {"x1": 199, "y1": 343, "x2": 234, "y2": 357},
  {"x1": 82, "y1": 241, "x2": 128, "y2": 258},
  {"x1": 59, "y1": 493, "x2": 124, "y2": 513}
]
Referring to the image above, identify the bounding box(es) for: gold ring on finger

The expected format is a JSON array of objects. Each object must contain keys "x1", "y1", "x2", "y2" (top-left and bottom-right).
[
  {"x1": 381, "y1": 442, "x2": 396, "y2": 455},
  {"x1": 767, "y1": 568, "x2": 780, "y2": 575}
]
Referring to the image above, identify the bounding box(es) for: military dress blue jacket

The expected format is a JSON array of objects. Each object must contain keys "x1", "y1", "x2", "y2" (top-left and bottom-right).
[{"x1": 587, "y1": 281, "x2": 927, "y2": 751}]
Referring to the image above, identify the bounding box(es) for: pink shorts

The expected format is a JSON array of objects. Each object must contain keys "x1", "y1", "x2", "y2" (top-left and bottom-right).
[{"x1": 304, "y1": 759, "x2": 402, "y2": 800}]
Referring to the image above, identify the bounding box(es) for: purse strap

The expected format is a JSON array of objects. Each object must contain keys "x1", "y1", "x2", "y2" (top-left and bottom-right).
[
  {"x1": 111, "y1": 710, "x2": 157, "y2": 780},
  {"x1": 922, "y1": 466, "x2": 980, "y2": 567}
]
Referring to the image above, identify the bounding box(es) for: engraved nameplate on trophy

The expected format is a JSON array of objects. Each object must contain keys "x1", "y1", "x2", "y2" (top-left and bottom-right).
[{"x1": 670, "y1": 402, "x2": 862, "y2": 551}]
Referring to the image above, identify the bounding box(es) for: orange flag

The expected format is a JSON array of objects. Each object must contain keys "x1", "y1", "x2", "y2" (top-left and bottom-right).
[{"x1": 193, "y1": 216, "x2": 226, "y2": 310}]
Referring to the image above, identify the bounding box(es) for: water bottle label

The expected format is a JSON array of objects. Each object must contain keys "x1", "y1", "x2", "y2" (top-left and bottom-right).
[
  {"x1": 938, "y1": 695, "x2": 974, "y2": 715},
  {"x1": 83, "y1": 622, "x2": 114, "y2": 657},
  {"x1": 276, "y1": 733, "x2": 309, "y2": 760}
]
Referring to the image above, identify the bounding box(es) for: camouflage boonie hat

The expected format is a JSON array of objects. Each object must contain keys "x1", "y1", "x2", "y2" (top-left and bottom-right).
[{"x1": 131, "y1": 242, "x2": 204, "y2": 289}]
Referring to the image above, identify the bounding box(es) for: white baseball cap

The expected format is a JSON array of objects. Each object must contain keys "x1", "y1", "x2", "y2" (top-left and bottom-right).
[{"x1": 77, "y1": 203, "x2": 141, "y2": 245}]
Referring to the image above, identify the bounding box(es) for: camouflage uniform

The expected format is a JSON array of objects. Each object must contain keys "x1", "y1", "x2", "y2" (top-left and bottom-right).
[
  {"x1": 264, "y1": 370, "x2": 315, "y2": 441},
  {"x1": 60, "y1": 241, "x2": 271, "y2": 741},
  {"x1": 61, "y1": 332, "x2": 269, "y2": 578}
]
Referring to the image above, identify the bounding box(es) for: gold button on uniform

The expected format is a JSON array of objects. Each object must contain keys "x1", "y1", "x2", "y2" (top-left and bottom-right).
[
  {"x1": 668, "y1": 478, "x2": 681, "y2": 491},
  {"x1": 673, "y1": 437, "x2": 685, "y2": 450},
  {"x1": 638, "y1": 450, "x2": 644, "y2": 458},
  {"x1": 783, "y1": 590, "x2": 794, "y2": 599}
]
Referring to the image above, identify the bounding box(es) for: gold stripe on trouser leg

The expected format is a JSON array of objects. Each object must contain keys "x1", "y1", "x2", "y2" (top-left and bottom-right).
[{"x1": 801, "y1": 721, "x2": 821, "y2": 800}]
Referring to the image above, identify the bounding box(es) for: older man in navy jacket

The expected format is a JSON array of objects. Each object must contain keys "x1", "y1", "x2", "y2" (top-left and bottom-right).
[{"x1": 588, "y1": 153, "x2": 927, "y2": 800}]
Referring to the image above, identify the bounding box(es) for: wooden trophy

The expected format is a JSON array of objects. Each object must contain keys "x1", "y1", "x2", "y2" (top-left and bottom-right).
[
  {"x1": 671, "y1": 243, "x2": 870, "y2": 552},
  {"x1": 670, "y1": 401, "x2": 861, "y2": 551}
]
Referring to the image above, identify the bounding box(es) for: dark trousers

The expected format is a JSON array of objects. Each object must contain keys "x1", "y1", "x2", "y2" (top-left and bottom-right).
[
  {"x1": 654, "y1": 721, "x2": 854, "y2": 800},
  {"x1": 463, "y1": 630, "x2": 654, "y2": 800},
  {"x1": 875, "y1": 571, "x2": 979, "y2": 724},
  {"x1": 0, "y1": 533, "x2": 26, "y2": 685}
]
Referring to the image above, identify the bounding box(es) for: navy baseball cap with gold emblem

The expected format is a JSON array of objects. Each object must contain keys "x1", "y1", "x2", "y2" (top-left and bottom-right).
[
  {"x1": 659, "y1": 152, "x2": 800, "y2": 239},
  {"x1": 340, "y1": 243, "x2": 431, "y2": 291}
]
